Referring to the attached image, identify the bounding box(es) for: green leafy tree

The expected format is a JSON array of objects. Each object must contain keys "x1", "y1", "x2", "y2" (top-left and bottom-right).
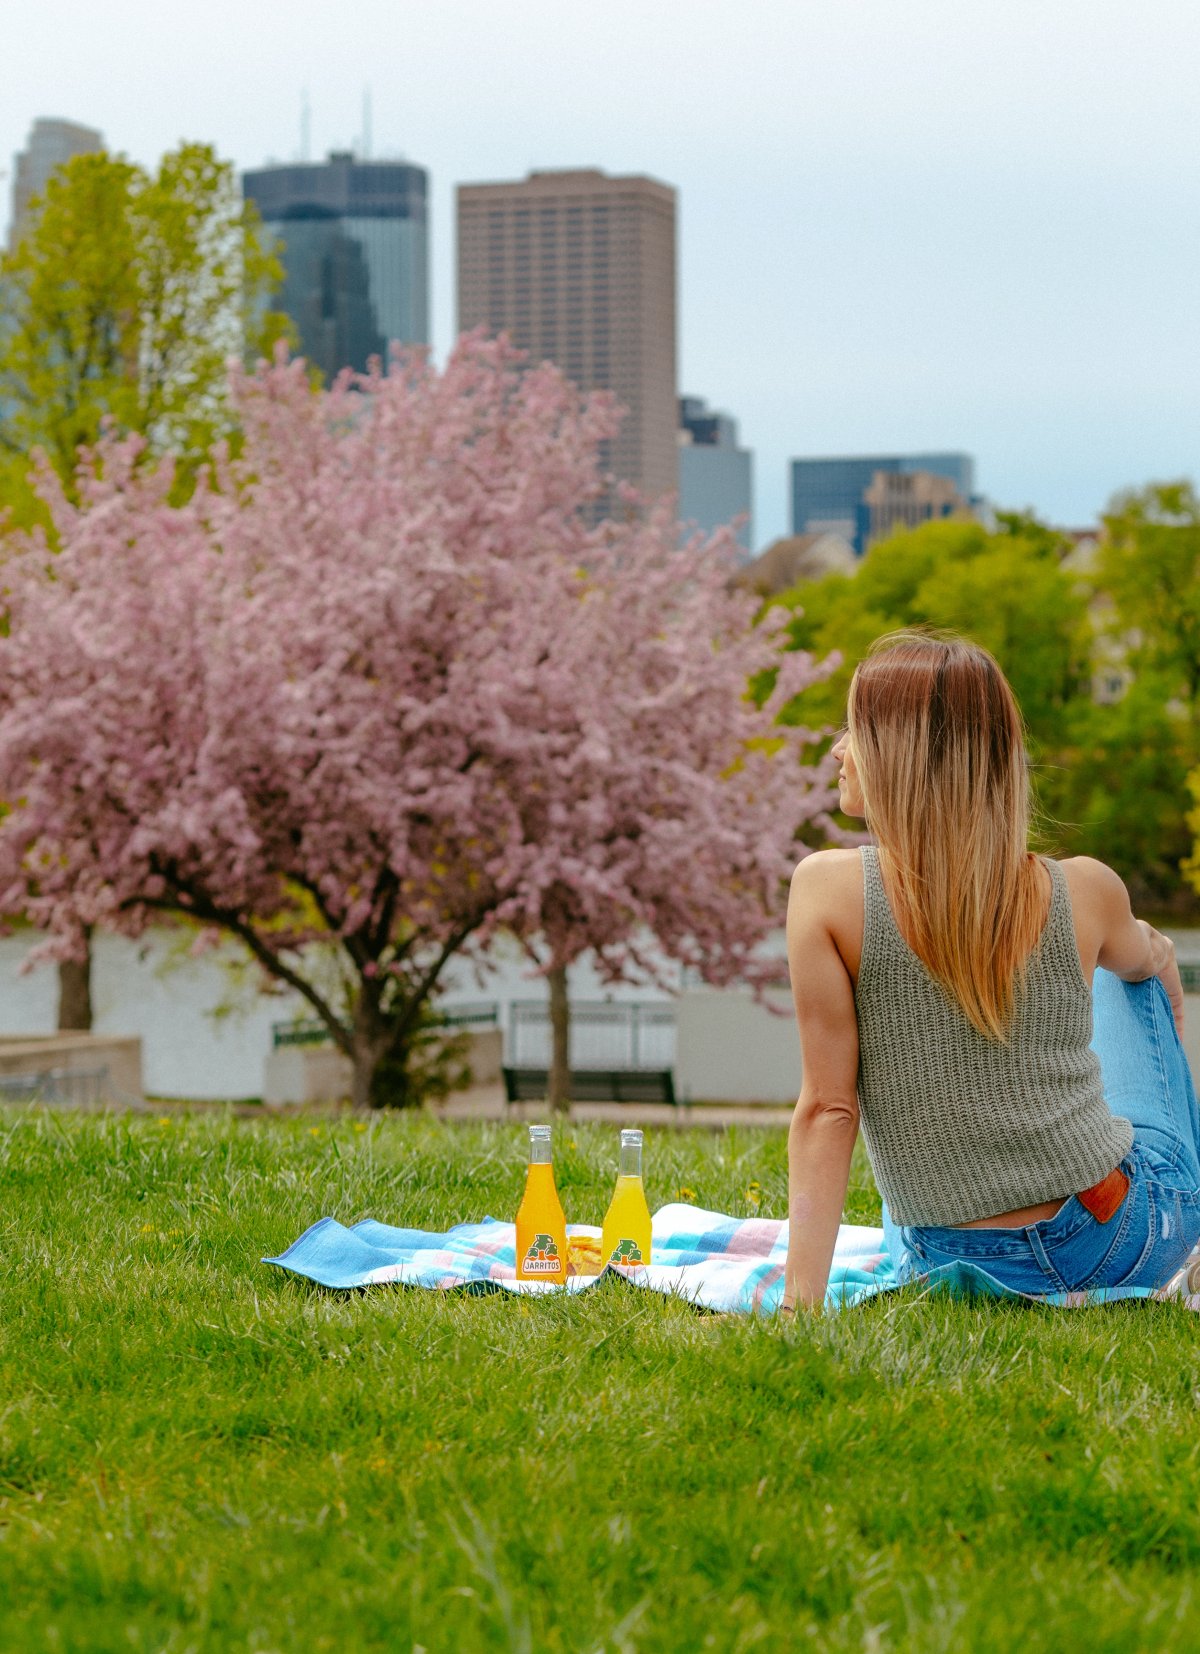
[
  {"x1": 1184, "y1": 771, "x2": 1200, "y2": 904},
  {"x1": 0, "y1": 141, "x2": 289, "y2": 1026},
  {"x1": 1097, "y1": 482, "x2": 1200, "y2": 734},
  {"x1": 0, "y1": 142, "x2": 289, "y2": 511},
  {"x1": 1056, "y1": 676, "x2": 1195, "y2": 913},
  {"x1": 1091, "y1": 484, "x2": 1200, "y2": 912},
  {"x1": 774, "y1": 515, "x2": 1092, "y2": 759},
  {"x1": 774, "y1": 505, "x2": 1200, "y2": 911}
]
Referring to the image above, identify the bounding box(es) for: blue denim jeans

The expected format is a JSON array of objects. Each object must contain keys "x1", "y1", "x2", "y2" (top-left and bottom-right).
[{"x1": 882, "y1": 970, "x2": 1200, "y2": 1294}]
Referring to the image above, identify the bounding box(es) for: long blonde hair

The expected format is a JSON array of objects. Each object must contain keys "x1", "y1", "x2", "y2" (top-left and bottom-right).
[{"x1": 847, "y1": 630, "x2": 1045, "y2": 1041}]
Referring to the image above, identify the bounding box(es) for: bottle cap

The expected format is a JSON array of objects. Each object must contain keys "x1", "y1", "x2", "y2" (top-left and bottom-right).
[
  {"x1": 529, "y1": 1125, "x2": 551, "y2": 1141},
  {"x1": 620, "y1": 1128, "x2": 643, "y2": 1146}
]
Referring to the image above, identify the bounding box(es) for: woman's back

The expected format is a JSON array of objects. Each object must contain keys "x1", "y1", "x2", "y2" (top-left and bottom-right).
[{"x1": 851, "y1": 844, "x2": 1132, "y2": 1226}]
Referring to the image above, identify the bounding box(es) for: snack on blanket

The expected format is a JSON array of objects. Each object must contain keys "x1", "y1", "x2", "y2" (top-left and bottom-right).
[{"x1": 566, "y1": 1234, "x2": 603, "y2": 1276}]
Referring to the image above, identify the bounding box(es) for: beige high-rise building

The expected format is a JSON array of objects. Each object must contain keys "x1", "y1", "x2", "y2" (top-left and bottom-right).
[
  {"x1": 457, "y1": 168, "x2": 677, "y2": 514},
  {"x1": 864, "y1": 468, "x2": 972, "y2": 548},
  {"x1": 8, "y1": 118, "x2": 104, "y2": 250}
]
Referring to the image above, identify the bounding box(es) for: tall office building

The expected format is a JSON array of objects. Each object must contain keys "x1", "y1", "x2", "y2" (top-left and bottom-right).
[
  {"x1": 863, "y1": 469, "x2": 972, "y2": 546},
  {"x1": 678, "y1": 395, "x2": 753, "y2": 557},
  {"x1": 243, "y1": 153, "x2": 429, "y2": 380},
  {"x1": 457, "y1": 168, "x2": 677, "y2": 513},
  {"x1": 8, "y1": 117, "x2": 104, "y2": 249},
  {"x1": 791, "y1": 452, "x2": 976, "y2": 555}
]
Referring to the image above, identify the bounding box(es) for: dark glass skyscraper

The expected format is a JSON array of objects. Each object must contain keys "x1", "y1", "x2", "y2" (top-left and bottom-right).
[{"x1": 242, "y1": 153, "x2": 429, "y2": 380}]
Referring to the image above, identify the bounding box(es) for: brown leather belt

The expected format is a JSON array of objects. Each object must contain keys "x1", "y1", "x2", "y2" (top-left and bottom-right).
[{"x1": 1076, "y1": 1165, "x2": 1130, "y2": 1223}]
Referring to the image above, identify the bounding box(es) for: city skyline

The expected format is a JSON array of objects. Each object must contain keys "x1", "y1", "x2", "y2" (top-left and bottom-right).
[
  {"x1": 243, "y1": 154, "x2": 430, "y2": 380},
  {"x1": 7, "y1": 116, "x2": 103, "y2": 251},
  {"x1": 2, "y1": 0, "x2": 1198, "y2": 548},
  {"x1": 458, "y1": 168, "x2": 677, "y2": 517}
]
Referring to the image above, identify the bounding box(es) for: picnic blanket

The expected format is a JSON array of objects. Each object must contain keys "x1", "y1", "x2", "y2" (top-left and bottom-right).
[{"x1": 265, "y1": 1202, "x2": 1200, "y2": 1313}]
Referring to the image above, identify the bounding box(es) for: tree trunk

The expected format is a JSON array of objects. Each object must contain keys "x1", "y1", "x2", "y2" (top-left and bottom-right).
[
  {"x1": 548, "y1": 963, "x2": 571, "y2": 1115},
  {"x1": 349, "y1": 1039, "x2": 376, "y2": 1111},
  {"x1": 349, "y1": 988, "x2": 391, "y2": 1111},
  {"x1": 57, "y1": 933, "x2": 93, "y2": 1031}
]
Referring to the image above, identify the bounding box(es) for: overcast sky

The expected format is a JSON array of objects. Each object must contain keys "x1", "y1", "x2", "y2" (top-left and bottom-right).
[{"x1": 4, "y1": 0, "x2": 1198, "y2": 547}]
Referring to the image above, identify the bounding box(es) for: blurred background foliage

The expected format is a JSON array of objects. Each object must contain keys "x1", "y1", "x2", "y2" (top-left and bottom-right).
[{"x1": 772, "y1": 491, "x2": 1200, "y2": 918}]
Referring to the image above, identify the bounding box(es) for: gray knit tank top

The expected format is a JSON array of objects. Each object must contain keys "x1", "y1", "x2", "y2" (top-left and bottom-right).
[{"x1": 855, "y1": 844, "x2": 1132, "y2": 1226}]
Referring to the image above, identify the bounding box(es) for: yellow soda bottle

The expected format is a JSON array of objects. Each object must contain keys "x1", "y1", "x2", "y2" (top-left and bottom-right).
[
  {"x1": 515, "y1": 1124, "x2": 568, "y2": 1282},
  {"x1": 601, "y1": 1128, "x2": 653, "y2": 1269}
]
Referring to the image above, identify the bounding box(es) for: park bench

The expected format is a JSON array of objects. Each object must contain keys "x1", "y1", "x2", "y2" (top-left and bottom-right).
[{"x1": 502, "y1": 1066, "x2": 677, "y2": 1108}]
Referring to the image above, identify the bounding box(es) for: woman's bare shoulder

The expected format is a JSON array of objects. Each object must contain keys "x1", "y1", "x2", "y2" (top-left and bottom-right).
[
  {"x1": 1053, "y1": 855, "x2": 1131, "y2": 967},
  {"x1": 789, "y1": 848, "x2": 863, "y2": 904},
  {"x1": 790, "y1": 848, "x2": 866, "y2": 977},
  {"x1": 791, "y1": 847, "x2": 862, "y2": 878},
  {"x1": 1056, "y1": 854, "x2": 1128, "y2": 906}
]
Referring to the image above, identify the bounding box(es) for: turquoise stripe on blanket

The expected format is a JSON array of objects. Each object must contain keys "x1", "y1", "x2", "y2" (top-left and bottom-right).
[{"x1": 264, "y1": 1202, "x2": 1200, "y2": 1313}]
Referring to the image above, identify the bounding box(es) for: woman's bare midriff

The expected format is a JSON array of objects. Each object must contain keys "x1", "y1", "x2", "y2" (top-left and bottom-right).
[{"x1": 956, "y1": 1198, "x2": 1067, "y2": 1229}]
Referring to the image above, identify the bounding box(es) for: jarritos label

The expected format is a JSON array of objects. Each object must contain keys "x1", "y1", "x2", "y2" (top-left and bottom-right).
[
  {"x1": 608, "y1": 1237, "x2": 645, "y2": 1266},
  {"x1": 521, "y1": 1233, "x2": 562, "y2": 1275}
]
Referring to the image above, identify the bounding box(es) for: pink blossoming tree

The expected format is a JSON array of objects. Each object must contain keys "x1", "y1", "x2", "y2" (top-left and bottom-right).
[{"x1": 0, "y1": 336, "x2": 837, "y2": 1107}]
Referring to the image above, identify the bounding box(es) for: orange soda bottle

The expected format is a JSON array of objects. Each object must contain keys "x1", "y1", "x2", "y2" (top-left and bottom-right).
[
  {"x1": 601, "y1": 1128, "x2": 653, "y2": 1269},
  {"x1": 515, "y1": 1124, "x2": 568, "y2": 1282}
]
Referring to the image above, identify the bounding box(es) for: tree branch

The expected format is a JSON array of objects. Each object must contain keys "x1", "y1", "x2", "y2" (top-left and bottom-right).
[
  {"x1": 389, "y1": 918, "x2": 482, "y2": 1045},
  {"x1": 137, "y1": 870, "x2": 352, "y2": 1054}
]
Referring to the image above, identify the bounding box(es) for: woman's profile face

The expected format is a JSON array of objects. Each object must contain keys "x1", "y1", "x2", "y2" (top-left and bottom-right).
[{"x1": 831, "y1": 728, "x2": 866, "y2": 819}]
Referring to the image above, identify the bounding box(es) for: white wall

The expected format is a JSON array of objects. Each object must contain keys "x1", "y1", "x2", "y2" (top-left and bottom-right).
[
  {"x1": 2, "y1": 923, "x2": 1197, "y2": 1106},
  {"x1": 674, "y1": 984, "x2": 1200, "y2": 1106},
  {"x1": 674, "y1": 987, "x2": 800, "y2": 1104},
  {"x1": 0, "y1": 927, "x2": 681, "y2": 1101},
  {"x1": 0, "y1": 930, "x2": 303, "y2": 1100}
]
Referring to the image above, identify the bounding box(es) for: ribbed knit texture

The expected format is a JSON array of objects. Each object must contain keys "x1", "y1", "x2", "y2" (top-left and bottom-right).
[{"x1": 855, "y1": 844, "x2": 1133, "y2": 1226}]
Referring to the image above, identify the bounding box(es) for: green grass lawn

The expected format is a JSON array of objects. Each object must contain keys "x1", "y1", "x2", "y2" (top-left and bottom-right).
[{"x1": 2, "y1": 1108, "x2": 1200, "y2": 1654}]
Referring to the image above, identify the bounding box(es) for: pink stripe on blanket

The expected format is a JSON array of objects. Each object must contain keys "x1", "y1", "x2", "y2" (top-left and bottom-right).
[
  {"x1": 752, "y1": 1262, "x2": 785, "y2": 1309},
  {"x1": 722, "y1": 1219, "x2": 785, "y2": 1257}
]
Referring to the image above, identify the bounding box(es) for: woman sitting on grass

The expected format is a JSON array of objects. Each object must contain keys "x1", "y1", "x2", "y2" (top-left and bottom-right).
[{"x1": 783, "y1": 630, "x2": 1198, "y2": 1312}]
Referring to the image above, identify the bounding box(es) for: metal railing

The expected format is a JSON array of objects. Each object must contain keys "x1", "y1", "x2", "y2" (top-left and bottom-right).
[
  {"x1": 0, "y1": 1064, "x2": 114, "y2": 1107},
  {"x1": 271, "y1": 1001, "x2": 499, "y2": 1049},
  {"x1": 272, "y1": 1019, "x2": 331, "y2": 1048},
  {"x1": 437, "y1": 1002, "x2": 500, "y2": 1029},
  {"x1": 508, "y1": 1000, "x2": 676, "y2": 1071}
]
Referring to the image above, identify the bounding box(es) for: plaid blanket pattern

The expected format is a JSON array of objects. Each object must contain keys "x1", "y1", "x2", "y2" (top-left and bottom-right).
[
  {"x1": 265, "y1": 1202, "x2": 1200, "y2": 1312},
  {"x1": 263, "y1": 1200, "x2": 1189, "y2": 1315},
  {"x1": 264, "y1": 1203, "x2": 889, "y2": 1311}
]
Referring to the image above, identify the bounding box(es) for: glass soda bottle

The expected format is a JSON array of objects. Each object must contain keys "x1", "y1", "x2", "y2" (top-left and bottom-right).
[
  {"x1": 601, "y1": 1128, "x2": 653, "y2": 1269},
  {"x1": 514, "y1": 1124, "x2": 568, "y2": 1282}
]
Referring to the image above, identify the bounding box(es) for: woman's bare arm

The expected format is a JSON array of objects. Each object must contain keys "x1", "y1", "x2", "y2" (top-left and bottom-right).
[
  {"x1": 782, "y1": 853, "x2": 862, "y2": 1313},
  {"x1": 1083, "y1": 857, "x2": 1185, "y2": 1036}
]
